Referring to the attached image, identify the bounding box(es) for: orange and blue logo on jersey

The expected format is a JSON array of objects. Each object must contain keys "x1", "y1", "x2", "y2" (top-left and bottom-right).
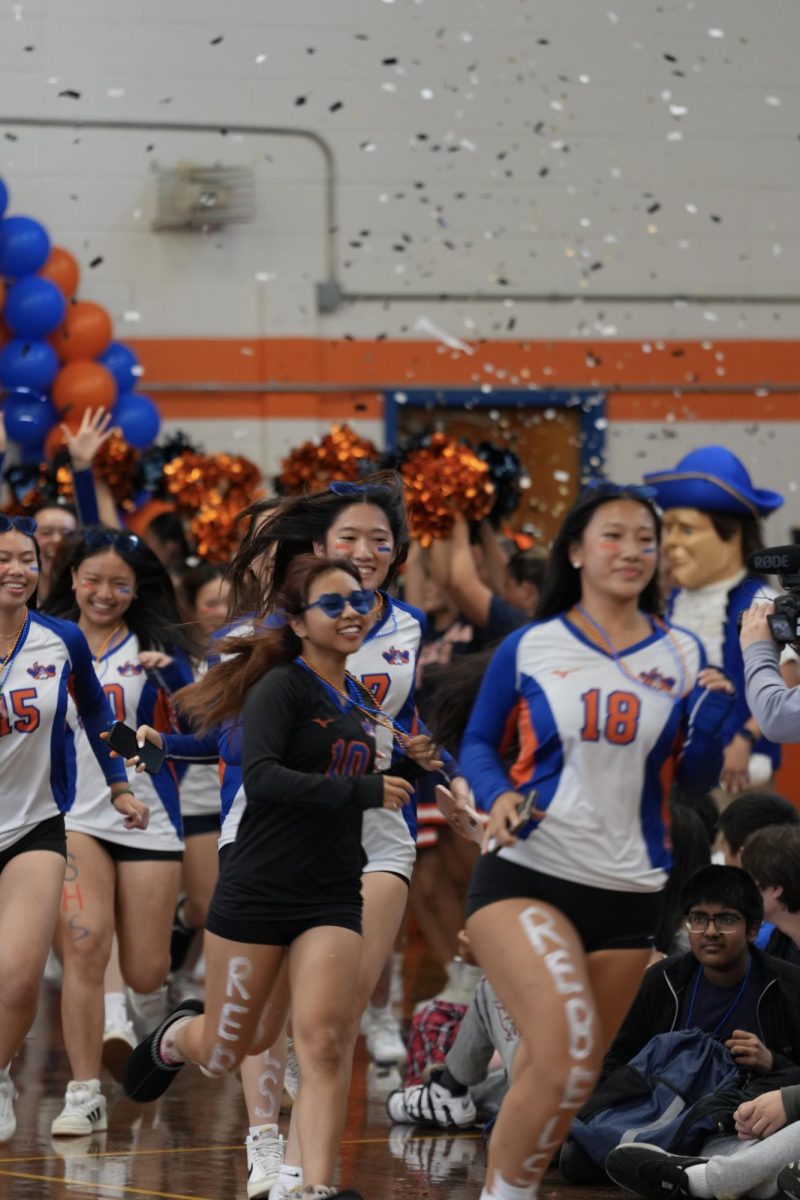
[
  {"x1": 117, "y1": 661, "x2": 144, "y2": 677},
  {"x1": 26, "y1": 662, "x2": 56, "y2": 680},
  {"x1": 382, "y1": 646, "x2": 410, "y2": 665},
  {"x1": 638, "y1": 667, "x2": 677, "y2": 694}
]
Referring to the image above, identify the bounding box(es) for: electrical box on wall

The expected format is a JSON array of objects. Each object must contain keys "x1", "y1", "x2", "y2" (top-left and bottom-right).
[{"x1": 151, "y1": 163, "x2": 255, "y2": 231}]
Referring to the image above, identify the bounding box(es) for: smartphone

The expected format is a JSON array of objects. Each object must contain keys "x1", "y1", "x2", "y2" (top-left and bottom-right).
[
  {"x1": 434, "y1": 784, "x2": 488, "y2": 846},
  {"x1": 485, "y1": 789, "x2": 539, "y2": 855},
  {"x1": 107, "y1": 721, "x2": 166, "y2": 775}
]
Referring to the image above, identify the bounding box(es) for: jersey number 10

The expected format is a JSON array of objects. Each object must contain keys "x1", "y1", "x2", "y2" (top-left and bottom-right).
[{"x1": 580, "y1": 688, "x2": 641, "y2": 746}]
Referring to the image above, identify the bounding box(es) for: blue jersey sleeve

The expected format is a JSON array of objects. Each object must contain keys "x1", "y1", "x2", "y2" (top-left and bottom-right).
[
  {"x1": 162, "y1": 729, "x2": 220, "y2": 763},
  {"x1": 675, "y1": 682, "x2": 736, "y2": 796},
  {"x1": 60, "y1": 620, "x2": 127, "y2": 785},
  {"x1": 459, "y1": 627, "x2": 528, "y2": 811},
  {"x1": 71, "y1": 467, "x2": 101, "y2": 527}
]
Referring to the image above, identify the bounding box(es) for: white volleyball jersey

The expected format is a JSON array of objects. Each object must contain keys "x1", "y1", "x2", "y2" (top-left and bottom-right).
[
  {"x1": 462, "y1": 615, "x2": 733, "y2": 893},
  {"x1": 179, "y1": 663, "x2": 222, "y2": 819},
  {"x1": 0, "y1": 611, "x2": 126, "y2": 852},
  {"x1": 66, "y1": 632, "x2": 186, "y2": 852}
]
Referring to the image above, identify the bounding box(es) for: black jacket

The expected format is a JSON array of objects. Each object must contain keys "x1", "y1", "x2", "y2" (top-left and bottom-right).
[{"x1": 601, "y1": 945, "x2": 800, "y2": 1082}]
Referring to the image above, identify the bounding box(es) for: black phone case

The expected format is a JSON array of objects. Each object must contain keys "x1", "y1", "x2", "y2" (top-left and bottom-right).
[{"x1": 107, "y1": 722, "x2": 165, "y2": 775}]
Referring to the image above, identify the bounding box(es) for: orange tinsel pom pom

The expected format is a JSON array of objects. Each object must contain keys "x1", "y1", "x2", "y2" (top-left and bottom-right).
[
  {"x1": 163, "y1": 452, "x2": 224, "y2": 515},
  {"x1": 401, "y1": 433, "x2": 495, "y2": 546},
  {"x1": 278, "y1": 424, "x2": 378, "y2": 496},
  {"x1": 93, "y1": 433, "x2": 139, "y2": 509}
]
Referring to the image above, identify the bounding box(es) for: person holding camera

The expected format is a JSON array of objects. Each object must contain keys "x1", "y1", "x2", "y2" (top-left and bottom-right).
[
  {"x1": 458, "y1": 481, "x2": 735, "y2": 1200},
  {"x1": 644, "y1": 446, "x2": 784, "y2": 795},
  {"x1": 740, "y1": 600, "x2": 800, "y2": 742}
]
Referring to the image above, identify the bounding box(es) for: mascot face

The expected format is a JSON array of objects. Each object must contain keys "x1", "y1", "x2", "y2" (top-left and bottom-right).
[{"x1": 662, "y1": 507, "x2": 743, "y2": 590}]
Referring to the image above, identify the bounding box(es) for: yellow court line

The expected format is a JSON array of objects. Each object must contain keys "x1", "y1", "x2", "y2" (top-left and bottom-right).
[
  {"x1": 0, "y1": 1127, "x2": 484, "y2": 1167},
  {"x1": 0, "y1": 1166, "x2": 214, "y2": 1200}
]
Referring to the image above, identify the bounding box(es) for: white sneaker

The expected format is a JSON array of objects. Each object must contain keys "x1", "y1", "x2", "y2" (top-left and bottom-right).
[
  {"x1": 364, "y1": 1007, "x2": 407, "y2": 1065},
  {"x1": 102, "y1": 1021, "x2": 137, "y2": 1083},
  {"x1": 246, "y1": 1123, "x2": 284, "y2": 1199},
  {"x1": 386, "y1": 1076, "x2": 476, "y2": 1128},
  {"x1": 283, "y1": 1042, "x2": 300, "y2": 1101},
  {"x1": 51, "y1": 1080, "x2": 107, "y2": 1136},
  {"x1": 268, "y1": 1166, "x2": 303, "y2": 1200},
  {"x1": 0, "y1": 1076, "x2": 16, "y2": 1141}
]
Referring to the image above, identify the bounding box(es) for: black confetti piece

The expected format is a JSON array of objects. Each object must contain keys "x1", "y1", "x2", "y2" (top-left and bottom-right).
[
  {"x1": 710, "y1": 213, "x2": 722, "y2": 223},
  {"x1": 210, "y1": 35, "x2": 223, "y2": 45},
  {"x1": 89, "y1": 256, "x2": 104, "y2": 268},
  {"x1": 647, "y1": 202, "x2": 661, "y2": 213},
  {"x1": 382, "y1": 56, "x2": 398, "y2": 65},
  {"x1": 58, "y1": 89, "x2": 81, "y2": 99},
  {"x1": 295, "y1": 95, "x2": 308, "y2": 106},
  {"x1": 329, "y1": 101, "x2": 343, "y2": 112}
]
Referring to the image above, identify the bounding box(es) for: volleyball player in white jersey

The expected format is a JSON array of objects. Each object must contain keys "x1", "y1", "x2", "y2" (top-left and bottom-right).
[
  {"x1": 0, "y1": 515, "x2": 144, "y2": 1141},
  {"x1": 44, "y1": 527, "x2": 192, "y2": 1136},
  {"x1": 459, "y1": 482, "x2": 736, "y2": 1200},
  {"x1": 168, "y1": 564, "x2": 231, "y2": 998}
]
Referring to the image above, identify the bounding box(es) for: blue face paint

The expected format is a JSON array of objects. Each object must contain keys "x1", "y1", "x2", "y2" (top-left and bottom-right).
[{"x1": 376, "y1": 546, "x2": 392, "y2": 554}]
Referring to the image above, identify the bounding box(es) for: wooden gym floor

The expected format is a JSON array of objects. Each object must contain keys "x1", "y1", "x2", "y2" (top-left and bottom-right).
[{"x1": 0, "y1": 946, "x2": 623, "y2": 1200}]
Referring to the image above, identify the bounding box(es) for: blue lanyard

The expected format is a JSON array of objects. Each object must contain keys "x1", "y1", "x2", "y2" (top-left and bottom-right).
[{"x1": 686, "y1": 956, "x2": 753, "y2": 1038}]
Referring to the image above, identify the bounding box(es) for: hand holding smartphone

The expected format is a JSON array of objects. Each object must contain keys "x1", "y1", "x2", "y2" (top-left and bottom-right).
[
  {"x1": 435, "y1": 784, "x2": 488, "y2": 845},
  {"x1": 107, "y1": 721, "x2": 166, "y2": 775}
]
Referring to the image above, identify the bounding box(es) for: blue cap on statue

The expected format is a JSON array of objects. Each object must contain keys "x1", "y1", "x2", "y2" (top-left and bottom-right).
[{"x1": 643, "y1": 446, "x2": 784, "y2": 518}]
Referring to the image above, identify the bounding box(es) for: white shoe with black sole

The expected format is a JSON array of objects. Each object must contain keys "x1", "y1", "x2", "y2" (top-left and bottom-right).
[{"x1": 246, "y1": 1123, "x2": 284, "y2": 1199}]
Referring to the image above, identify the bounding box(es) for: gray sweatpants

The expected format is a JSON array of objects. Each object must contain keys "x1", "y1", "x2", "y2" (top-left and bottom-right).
[
  {"x1": 701, "y1": 1124, "x2": 800, "y2": 1199},
  {"x1": 446, "y1": 977, "x2": 519, "y2": 1085}
]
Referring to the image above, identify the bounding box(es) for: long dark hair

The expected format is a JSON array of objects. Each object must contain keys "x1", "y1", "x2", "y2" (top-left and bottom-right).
[
  {"x1": 44, "y1": 526, "x2": 188, "y2": 653},
  {"x1": 177, "y1": 561, "x2": 229, "y2": 660},
  {"x1": 175, "y1": 555, "x2": 363, "y2": 733},
  {"x1": 535, "y1": 483, "x2": 663, "y2": 619},
  {"x1": 226, "y1": 472, "x2": 408, "y2": 619}
]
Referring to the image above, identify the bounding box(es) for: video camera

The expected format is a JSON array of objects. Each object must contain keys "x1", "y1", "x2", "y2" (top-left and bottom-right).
[{"x1": 745, "y1": 545, "x2": 800, "y2": 644}]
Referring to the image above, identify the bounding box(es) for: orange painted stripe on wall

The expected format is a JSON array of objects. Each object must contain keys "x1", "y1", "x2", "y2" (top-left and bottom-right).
[{"x1": 128, "y1": 336, "x2": 800, "y2": 389}]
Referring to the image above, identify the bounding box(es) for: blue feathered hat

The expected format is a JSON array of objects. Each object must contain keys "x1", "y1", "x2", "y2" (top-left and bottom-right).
[{"x1": 643, "y1": 446, "x2": 783, "y2": 518}]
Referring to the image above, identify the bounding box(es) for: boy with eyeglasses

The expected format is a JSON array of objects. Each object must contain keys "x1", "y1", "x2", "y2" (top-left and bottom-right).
[{"x1": 561, "y1": 866, "x2": 800, "y2": 1185}]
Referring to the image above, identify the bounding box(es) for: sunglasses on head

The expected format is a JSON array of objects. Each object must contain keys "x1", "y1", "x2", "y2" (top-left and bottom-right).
[
  {"x1": 84, "y1": 529, "x2": 141, "y2": 555},
  {"x1": 582, "y1": 479, "x2": 658, "y2": 502},
  {"x1": 302, "y1": 588, "x2": 374, "y2": 618},
  {"x1": 0, "y1": 514, "x2": 38, "y2": 537}
]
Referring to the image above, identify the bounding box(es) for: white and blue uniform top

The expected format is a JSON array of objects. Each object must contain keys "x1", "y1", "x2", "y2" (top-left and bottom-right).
[
  {"x1": 0, "y1": 611, "x2": 127, "y2": 852},
  {"x1": 66, "y1": 631, "x2": 193, "y2": 853},
  {"x1": 461, "y1": 615, "x2": 734, "y2": 894},
  {"x1": 176, "y1": 660, "x2": 223, "y2": 820}
]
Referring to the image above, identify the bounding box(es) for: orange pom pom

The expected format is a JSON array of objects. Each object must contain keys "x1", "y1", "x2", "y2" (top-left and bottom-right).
[{"x1": 401, "y1": 434, "x2": 495, "y2": 546}]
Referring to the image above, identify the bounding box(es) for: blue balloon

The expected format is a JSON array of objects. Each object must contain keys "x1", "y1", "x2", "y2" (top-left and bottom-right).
[
  {"x1": 113, "y1": 392, "x2": 161, "y2": 450},
  {"x1": 0, "y1": 339, "x2": 59, "y2": 392},
  {"x1": 0, "y1": 178, "x2": 8, "y2": 219},
  {"x1": 4, "y1": 276, "x2": 65, "y2": 338},
  {"x1": 99, "y1": 342, "x2": 141, "y2": 394},
  {"x1": 3, "y1": 389, "x2": 57, "y2": 447},
  {"x1": 0, "y1": 215, "x2": 50, "y2": 278}
]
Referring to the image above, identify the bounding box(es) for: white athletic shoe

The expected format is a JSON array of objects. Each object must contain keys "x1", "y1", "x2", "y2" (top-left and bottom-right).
[
  {"x1": 268, "y1": 1166, "x2": 303, "y2": 1200},
  {"x1": 386, "y1": 1076, "x2": 476, "y2": 1129},
  {"x1": 246, "y1": 1124, "x2": 285, "y2": 1199},
  {"x1": 102, "y1": 1020, "x2": 137, "y2": 1083},
  {"x1": 0, "y1": 1076, "x2": 17, "y2": 1141},
  {"x1": 364, "y1": 1007, "x2": 407, "y2": 1065},
  {"x1": 51, "y1": 1080, "x2": 107, "y2": 1136}
]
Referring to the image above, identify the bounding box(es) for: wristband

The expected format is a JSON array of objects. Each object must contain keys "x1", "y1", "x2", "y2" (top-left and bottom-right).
[
  {"x1": 737, "y1": 726, "x2": 757, "y2": 745},
  {"x1": 110, "y1": 786, "x2": 135, "y2": 802}
]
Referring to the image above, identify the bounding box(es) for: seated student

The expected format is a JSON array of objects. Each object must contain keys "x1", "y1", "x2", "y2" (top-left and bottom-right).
[
  {"x1": 605, "y1": 835, "x2": 800, "y2": 1200},
  {"x1": 719, "y1": 794, "x2": 800, "y2": 868},
  {"x1": 560, "y1": 866, "x2": 800, "y2": 1183}
]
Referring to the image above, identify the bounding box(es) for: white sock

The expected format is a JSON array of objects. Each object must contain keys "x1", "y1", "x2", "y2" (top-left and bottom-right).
[
  {"x1": 248, "y1": 1123, "x2": 277, "y2": 1138},
  {"x1": 128, "y1": 985, "x2": 168, "y2": 1027},
  {"x1": 480, "y1": 1174, "x2": 538, "y2": 1200},
  {"x1": 0, "y1": 1065, "x2": 11, "y2": 1080},
  {"x1": 367, "y1": 1002, "x2": 390, "y2": 1018},
  {"x1": 685, "y1": 1164, "x2": 714, "y2": 1198},
  {"x1": 104, "y1": 991, "x2": 128, "y2": 1030}
]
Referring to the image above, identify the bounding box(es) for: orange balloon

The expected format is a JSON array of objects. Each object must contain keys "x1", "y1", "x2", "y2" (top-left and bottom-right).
[
  {"x1": 44, "y1": 423, "x2": 68, "y2": 459},
  {"x1": 52, "y1": 360, "x2": 117, "y2": 415},
  {"x1": 39, "y1": 246, "x2": 80, "y2": 299},
  {"x1": 50, "y1": 301, "x2": 113, "y2": 362}
]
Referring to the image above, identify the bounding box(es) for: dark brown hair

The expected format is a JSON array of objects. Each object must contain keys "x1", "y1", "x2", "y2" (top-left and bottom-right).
[
  {"x1": 174, "y1": 555, "x2": 362, "y2": 733},
  {"x1": 742, "y1": 825, "x2": 800, "y2": 913}
]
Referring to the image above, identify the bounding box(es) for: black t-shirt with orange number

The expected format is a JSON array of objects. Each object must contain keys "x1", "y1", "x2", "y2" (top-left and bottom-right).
[{"x1": 211, "y1": 662, "x2": 384, "y2": 925}]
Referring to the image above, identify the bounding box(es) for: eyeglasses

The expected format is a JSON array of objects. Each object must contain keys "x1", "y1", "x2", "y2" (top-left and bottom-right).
[
  {"x1": 684, "y1": 910, "x2": 744, "y2": 934},
  {"x1": 302, "y1": 589, "x2": 374, "y2": 618},
  {"x1": 84, "y1": 529, "x2": 141, "y2": 555},
  {"x1": 0, "y1": 514, "x2": 38, "y2": 537}
]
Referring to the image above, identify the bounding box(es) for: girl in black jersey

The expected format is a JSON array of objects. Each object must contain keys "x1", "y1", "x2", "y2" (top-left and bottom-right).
[{"x1": 123, "y1": 556, "x2": 427, "y2": 1200}]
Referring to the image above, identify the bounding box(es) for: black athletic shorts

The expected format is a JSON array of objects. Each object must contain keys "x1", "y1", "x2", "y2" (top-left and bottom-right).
[
  {"x1": 466, "y1": 853, "x2": 663, "y2": 952},
  {"x1": 89, "y1": 836, "x2": 183, "y2": 864},
  {"x1": 0, "y1": 814, "x2": 67, "y2": 872},
  {"x1": 206, "y1": 906, "x2": 362, "y2": 947},
  {"x1": 183, "y1": 813, "x2": 221, "y2": 838}
]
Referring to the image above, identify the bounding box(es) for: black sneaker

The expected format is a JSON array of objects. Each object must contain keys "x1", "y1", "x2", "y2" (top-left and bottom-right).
[
  {"x1": 605, "y1": 1143, "x2": 708, "y2": 1199},
  {"x1": 122, "y1": 999, "x2": 203, "y2": 1103},
  {"x1": 777, "y1": 1162, "x2": 800, "y2": 1200},
  {"x1": 169, "y1": 897, "x2": 195, "y2": 972}
]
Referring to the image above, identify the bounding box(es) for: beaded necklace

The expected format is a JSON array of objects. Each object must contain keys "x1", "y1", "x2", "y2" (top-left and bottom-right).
[
  {"x1": 0, "y1": 610, "x2": 30, "y2": 693},
  {"x1": 569, "y1": 605, "x2": 692, "y2": 701}
]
